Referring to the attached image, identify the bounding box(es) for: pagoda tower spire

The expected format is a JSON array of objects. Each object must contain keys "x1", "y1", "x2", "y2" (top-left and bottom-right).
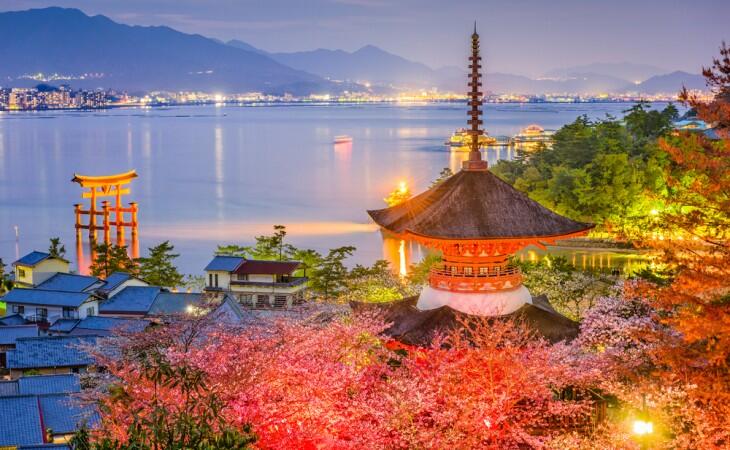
[{"x1": 463, "y1": 22, "x2": 488, "y2": 171}]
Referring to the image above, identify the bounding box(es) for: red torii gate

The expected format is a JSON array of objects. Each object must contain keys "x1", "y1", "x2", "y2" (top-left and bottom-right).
[{"x1": 72, "y1": 170, "x2": 138, "y2": 246}]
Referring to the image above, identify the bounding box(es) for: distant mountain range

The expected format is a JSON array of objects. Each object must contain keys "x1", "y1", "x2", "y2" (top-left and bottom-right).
[
  {"x1": 0, "y1": 7, "x2": 328, "y2": 94},
  {"x1": 543, "y1": 62, "x2": 668, "y2": 83},
  {"x1": 0, "y1": 7, "x2": 708, "y2": 96},
  {"x1": 229, "y1": 39, "x2": 705, "y2": 96}
]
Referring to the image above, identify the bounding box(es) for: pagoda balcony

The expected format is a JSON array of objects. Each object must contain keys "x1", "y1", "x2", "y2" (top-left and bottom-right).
[{"x1": 429, "y1": 265, "x2": 523, "y2": 293}]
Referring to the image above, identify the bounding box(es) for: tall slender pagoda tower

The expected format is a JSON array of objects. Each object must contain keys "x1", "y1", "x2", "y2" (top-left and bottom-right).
[{"x1": 363, "y1": 26, "x2": 593, "y2": 343}]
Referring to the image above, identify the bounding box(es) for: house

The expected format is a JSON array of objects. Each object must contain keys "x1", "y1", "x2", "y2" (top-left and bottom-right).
[
  {"x1": 2, "y1": 289, "x2": 100, "y2": 324},
  {"x1": 98, "y1": 286, "x2": 205, "y2": 318},
  {"x1": 12, "y1": 252, "x2": 70, "y2": 288},
  {"x1": 34, "y1": 271, "x2": 147, "y2": 299},
  {"x1": 5, "y1": 335, "x2": 96, "y2": 379},
  {"x1": 204, "y1": 256, "x2": 307, "y2": 309},
  {"x1": 0, "y1": 324, "x2": 40, "y2": 371},
  {"x1": 48, "y1": 316, "x2": 149, "y2": 337},
  {"x1": 0, "y1": 374, "x2": 93, "y2": 447}
]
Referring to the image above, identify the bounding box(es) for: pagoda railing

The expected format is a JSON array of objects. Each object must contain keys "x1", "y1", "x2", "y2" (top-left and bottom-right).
[{"x1": 429, "y1": 264, "x2": 523, "y2": 293}]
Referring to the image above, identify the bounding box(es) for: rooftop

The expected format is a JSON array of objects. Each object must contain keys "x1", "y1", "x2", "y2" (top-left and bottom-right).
[
  {"x1": 368, "y1": 170, "x2": 593, "y2": 241},
  {"x1": 99, "y1": 286, "x2": 162, "y2": 314},
  {"x1": 69, "y1": 316, "x2": 149, "y2": 336},
  {"x1": 13, "y1": 251, "x2": 53, "y2": 267},
  {"x1": 0, "y1": 313, "x2": 30, "y2": 326},
  {"x1": 2, "y1": 288, "x2": 95, "y2": 308},
  {"x1": 0, "y1": 324, "x2": 40, "y2": 345},
  {"x1": 39, "y1": 393, "x2": 98, "y2": 434},
  {"x1": 205, "y1": 255, "x2": 244, "y2": 272},
  {"x1": 236, "y1": 259, "x2": 301, "y2": 275},
  {"x1": 147, "y1": 292, "x2": 205, "y2": 316},
  {"x1": 98, "y1": 271, "x2": 133, "y2": 292},
  {"x1": 6, "y1": 335, "x2": 96, "y2": 369},
  {"x1": 36, "y1": 273, "x2": 102, "y2": 292},
  {"x1": 0, "y1": 396, "x2": 44, "y2": 446},
  {"x1": 17, "y1": 374, "x2": 81, "y2": 395}
]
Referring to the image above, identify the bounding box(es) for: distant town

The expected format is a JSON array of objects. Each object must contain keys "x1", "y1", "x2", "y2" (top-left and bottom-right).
[{"x1": 0, "y1": 83, "x2": 711, "y2": 111}]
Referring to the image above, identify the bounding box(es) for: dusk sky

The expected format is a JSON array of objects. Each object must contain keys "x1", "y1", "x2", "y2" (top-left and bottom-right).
[{"x1": 2, "y1": 0, "x2": 728, "y2": 76}]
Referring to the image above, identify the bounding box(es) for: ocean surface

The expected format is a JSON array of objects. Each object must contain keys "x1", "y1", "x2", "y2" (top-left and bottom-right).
[{"x1": 0, "y1": 102, "x2": 671, "y2": 275}]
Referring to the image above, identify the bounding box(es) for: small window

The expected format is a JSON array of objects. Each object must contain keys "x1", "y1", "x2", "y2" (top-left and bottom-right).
[
  {"x1": 464, "y1": 267, "x2": 473, "y2": 276},
  {"x1": 62, "y1": 307, "x2": 77, "y2": 319},
  {"x1": 208, "y1": 274, "x2": 214, "y2": 287},
  {"x1": 12, "y1": 305, "x2": 24, "y2": 314},
  {"x1": 17, "y1": 268, "x2": 26, "y2": 278},
  {"x1": 237, "y1": 273, "x2": 248, "y2": 281},
  {"x1": 86, "y1": 306, "x2": 96, "y2": 317},
  {"x1": 214, "y1": 274, "x2": 219, "y2": 287},
  {"x1": 273, "y1": 295, "x2": 288, "y2": 308},
  {"x1": 256, "y1": 295, "x2": 269, "y2": 306},
  {"x1": 36, "y1": 308, "x2": 48, "y2": 318}
]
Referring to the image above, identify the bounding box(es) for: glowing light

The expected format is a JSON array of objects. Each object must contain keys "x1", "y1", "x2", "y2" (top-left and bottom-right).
[
  {"x1": 398, "y1": 181, "x2": 408, "y2": 194},
  {"x1": 398, "y1": 239, "x2": 407, "y2": 277},
  {"x1": 186, "y1": 305, "x2": 195, "y2": 314},
  {"x1": 650, "y1": 209, "x2": 659, "y2": 216},
  {"x1": 632, "y1": 419, "x2": 653, "y2": 436}
]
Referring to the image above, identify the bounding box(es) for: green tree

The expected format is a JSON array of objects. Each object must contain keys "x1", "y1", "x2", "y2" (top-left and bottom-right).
[
  {"x1": 309, "y1": 246, "x2": 355, "y2": 299},
  {"x1": 0, "y1": 258, "x2": 13, "y2": 294},
  {"x1": 491, "y1": 103, "x2": 677, "y2": 237},
  {"x1": 48, "y1": 237, "x2": 66, "y2": 259},
  {"x1": 217, "y1": 225, "x2": 289, "y2": 261},
  {"x1": 136, "y1": 241, "x2": 184, "y2": 288},
  {"x1": 90, "y1": 243, "x2": 138, "y2": 278}
]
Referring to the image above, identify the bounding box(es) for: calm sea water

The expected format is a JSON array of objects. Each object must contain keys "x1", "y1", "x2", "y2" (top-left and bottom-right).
[{"x1": 0, "y1": 102, "x2": 670, "y2": 275}]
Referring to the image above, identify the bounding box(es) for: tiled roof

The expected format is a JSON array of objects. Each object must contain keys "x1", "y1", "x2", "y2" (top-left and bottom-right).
[
  {"x1": 0, "y1": 313, "x2": 29, "y2": 326},
  {"x1": 37, "y1": 273, "x2": 101, "y2": 292},
  {"x1": 6, "y1": 335, "x2": 96, "y2": 369},
  {"x1": 0, "y1": 324, "x2": 39, "y2": 345},
  {"x1": 0, "y1": 396, "x2": 44, "y2": 446},
  {"x1": 205, "y1": 255, "x2": 244, "y2": 272},
  {"x1": 13, "y1": 251, "x2": 51, "y2": 267},
  {"x1": 48, "y1": 318, "x2": 81, "y2": 333},
  {"x1": 99, "y1": 272, "x2": 133, "y2": 292},
  {"x1": 99, "y1": 286, "x2": 162, "y2": 314},
  {"x1": 236, "y1": 259, "x2": 300, "y2": 275},
  {"x1": 19, "y1": 445, "x2": 71, "y2": 450},
  {"x1": 148, "y1": 292, "x2": 205, "y2": 316},
  {"x1": 2, "y1": 288, "x2": 94, "y2": 308},
  {"x1": 71, "y1": 316, "x2": 149, "y2": 336},
  {"x1": 0, "y1": 380, "x2": 19, "y2": 396},
  {"x1": 18, "y1": 374, "x2": 81, "y2": 395},
  {"x1": 39, "y1": 394, "x2": 98, "y2": 434}
]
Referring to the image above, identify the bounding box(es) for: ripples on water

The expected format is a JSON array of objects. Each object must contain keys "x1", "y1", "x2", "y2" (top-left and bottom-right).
[{"x1": 0, "y1": 103, "x2": 672, "y2": 274}]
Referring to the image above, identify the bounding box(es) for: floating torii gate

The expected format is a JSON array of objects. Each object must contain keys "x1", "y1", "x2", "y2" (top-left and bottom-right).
[{"x1": 72, "y1": 170, "x2": 139, "y2": 246}]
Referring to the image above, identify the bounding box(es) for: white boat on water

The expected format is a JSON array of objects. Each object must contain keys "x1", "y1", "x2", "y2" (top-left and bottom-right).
[{"x1": 334, "y1": 135, "x2": 353, "y2": 144}]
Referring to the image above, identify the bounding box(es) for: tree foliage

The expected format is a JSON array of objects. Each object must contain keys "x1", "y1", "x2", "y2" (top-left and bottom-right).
[
  {"x1": 82, "y1": 314, "x2": 600, "y2": 449},
  {"x1": 491, "y1": 103, "x2": 678, "y2": 238},
  {"x1": 48, "y1": 237, "x2": 66, "y2": 259},
  {"x1": 136, "y1": 241, "x2": 184, "y2": 288},
  {"x1": 73, "y1": 319, "x2": 256, "y2": 449},
  {"x1": 90, "y1": 243, "x2": 139, "y2": 278}
]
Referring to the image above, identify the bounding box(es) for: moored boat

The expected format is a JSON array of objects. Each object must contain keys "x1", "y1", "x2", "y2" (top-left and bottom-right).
[{"x1": 445, "y1": 128, "x2": 497, "y2": 150}]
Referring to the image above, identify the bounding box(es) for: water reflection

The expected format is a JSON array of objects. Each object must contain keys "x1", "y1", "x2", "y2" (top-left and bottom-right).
[{"x1": 382, "y1": 236, "x2": 650, "y2": 276}]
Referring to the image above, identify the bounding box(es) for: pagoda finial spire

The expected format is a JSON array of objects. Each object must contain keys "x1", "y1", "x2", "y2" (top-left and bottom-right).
[{"x1": 463, "y1": 23, "x2": 488, "y2": 171}]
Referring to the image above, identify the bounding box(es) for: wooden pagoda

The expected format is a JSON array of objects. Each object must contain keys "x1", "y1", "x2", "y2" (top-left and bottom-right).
[{"x1": 360, "y1": 25, "x2": 593, "y2": 344}]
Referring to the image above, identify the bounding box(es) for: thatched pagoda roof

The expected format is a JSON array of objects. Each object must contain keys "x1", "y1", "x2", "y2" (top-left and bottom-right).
[
  {"x1": 350, "y1": 294, "x2": 578, "y2": 346},
  {"x1": 368, "y1": 170, "x2": 593, "y2": 241}
]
